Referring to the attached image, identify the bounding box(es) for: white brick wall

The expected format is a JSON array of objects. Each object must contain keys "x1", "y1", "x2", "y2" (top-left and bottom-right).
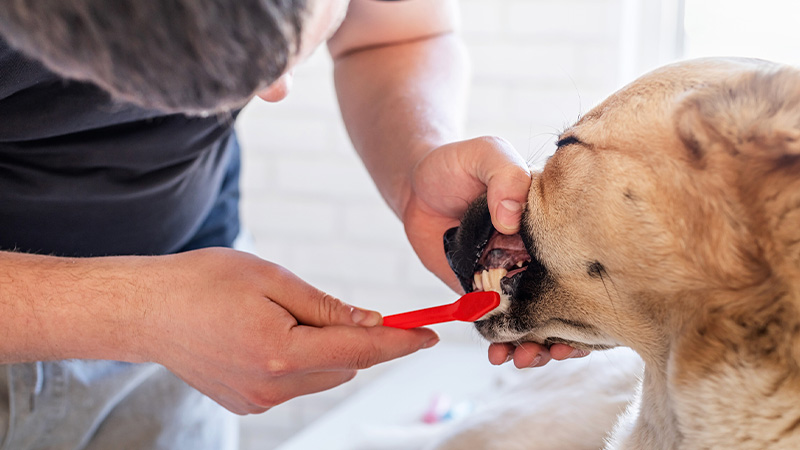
[{"x1": 235, "y1": 0, "x2": 636, "y2": 342}]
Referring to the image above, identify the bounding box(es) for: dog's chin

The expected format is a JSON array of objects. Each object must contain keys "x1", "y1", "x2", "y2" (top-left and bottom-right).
[
  {"x1": 473, "y1": 306, "x2": 620, "y2": 351},
  {"x1": 473, "y1": 314, "x2": 543, "y2": 344}
]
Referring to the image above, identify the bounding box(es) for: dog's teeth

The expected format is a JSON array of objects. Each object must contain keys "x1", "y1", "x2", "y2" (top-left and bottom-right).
[
  {"x1": 475, "y1": 269, "x2": 510, "y2": 321},
  {"x1": 474, "y1": 272, "x2": 483, "y2": 291},
  {"x1": 488, "y1": 268, "x2": 507, "y2": 293},
  {"x1": 516, "y1": 261, "x2": 524, "y2": 268},
  {"x1": 476, "y1": 268, "x2": 509, "y2": 293}
]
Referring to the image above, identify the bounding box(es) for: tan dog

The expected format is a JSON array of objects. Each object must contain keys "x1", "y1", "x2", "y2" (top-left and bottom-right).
[{"x1": 444, "y1": 58, "x2": 800, "y2": 449}]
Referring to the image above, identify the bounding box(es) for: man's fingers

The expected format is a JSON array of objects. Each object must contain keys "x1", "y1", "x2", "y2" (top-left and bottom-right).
[
  {"x1": 488, "y1": 342, "x2": 552, "y2": 368},
  {"x1": 296, "y1": 290, "x2": 382, "y2": 328},
  {"x1": 550, "y1": 343, "x2": 591, "y2": 360},
  {"x1": 488, "y1": 342, "x2": 592, "y2": 368},
  {"x1": 287, "y1": 325, "x2": 439, "y2": 372},
  {"x1": 261, "y1": 264, "x2": 382, "y2": 328},
  {"x1": 462, "y1": 136, "x2": 532, "y2": 235},
  {"x1": 512, "y1": 342, "x2": 552, "y2": 368},
  {"x1": 486, "y1": 167, "x2": 531, "y2": 235},
  {"x1": 488, "y1": 342, "x2": 517, "y2": 365}
]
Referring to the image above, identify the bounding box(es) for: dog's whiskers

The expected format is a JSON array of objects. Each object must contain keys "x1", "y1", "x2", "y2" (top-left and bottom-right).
[
  {"x1": 525, "y1": 129, "x2": 561, "y2": 170},
  {"x1": 596, "y1": 265, "x2": 622, "y2": 331}
]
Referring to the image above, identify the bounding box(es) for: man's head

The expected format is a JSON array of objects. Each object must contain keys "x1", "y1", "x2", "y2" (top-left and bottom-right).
[{"x1": 0, "y1": 0, "x2": 349, "y2": 114}]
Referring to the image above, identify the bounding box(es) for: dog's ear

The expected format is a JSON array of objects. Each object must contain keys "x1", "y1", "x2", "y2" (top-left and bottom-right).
[
  {"x1": 675, "y1": 65, "x2": 800, "y2": 277},
  {"x1": 675, "y1": 66, "x2": 800, "y2": 166}
]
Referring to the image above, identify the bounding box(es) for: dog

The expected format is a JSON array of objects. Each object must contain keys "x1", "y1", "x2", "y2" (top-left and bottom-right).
[{"x1": 444, "y1": 57, "x2": 800, "y2": 449}]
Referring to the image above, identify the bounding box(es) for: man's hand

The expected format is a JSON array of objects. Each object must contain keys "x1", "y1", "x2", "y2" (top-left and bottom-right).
[
  {"x1": 142, "y1": 248, "x2": 438, "y2": 414},
  {"x1": 403, "y1": 136, "x2": 531, "y2": 291},
  {"x1": 0, "y1": 248, "x2": 435, "y2": 414}
]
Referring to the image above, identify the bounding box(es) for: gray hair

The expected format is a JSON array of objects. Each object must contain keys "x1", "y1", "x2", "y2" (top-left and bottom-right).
[{"x1": 0, "y1": 0, "x2": 309, "y2": 114}]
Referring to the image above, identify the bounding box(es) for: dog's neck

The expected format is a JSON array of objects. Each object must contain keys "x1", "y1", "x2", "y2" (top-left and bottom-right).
[
  {"x1": 613, "y1": 355, "x2": 800, "y2": 450},
  {"x1": 607, "y1": 354, "x2": 679, "y2": 449},
  {"x1": 614, "y1": 289, "x2": 800, "y2": 450}
]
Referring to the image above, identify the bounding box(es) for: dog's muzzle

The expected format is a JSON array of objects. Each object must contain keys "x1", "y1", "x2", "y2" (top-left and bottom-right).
[{"x1": 444, "y1": 196, "x2": 532, "y2": 297}]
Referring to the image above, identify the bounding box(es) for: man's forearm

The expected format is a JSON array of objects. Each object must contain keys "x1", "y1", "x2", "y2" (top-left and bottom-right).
[
  {"x1": 0, "y1": 251, "x2": 154, "y2": 364},
  {"x1": 332, "y1": 32, "x2": 469, "y2": 217}
]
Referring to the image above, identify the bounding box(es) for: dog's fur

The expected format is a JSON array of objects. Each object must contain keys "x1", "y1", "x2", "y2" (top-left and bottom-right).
[
  {"x1": 447, "y1": 58, "x2": 800, "y2": 449},
  {"x1": 0, "y1": 0, "x2": 307, "y2": 114}
]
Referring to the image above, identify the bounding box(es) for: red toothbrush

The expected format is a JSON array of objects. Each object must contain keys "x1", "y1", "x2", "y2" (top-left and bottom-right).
[{"x1": 382, "y1": 291, "x2": 501, "y2": 329}]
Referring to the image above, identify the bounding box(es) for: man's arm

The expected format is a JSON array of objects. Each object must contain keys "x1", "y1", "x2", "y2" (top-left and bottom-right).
[
  {"x1": 328, "y1": 0, "x2": 468, "y2": 219},
  {"x1": 0, "y1": 249, "x2": 436, "y2": 413},
  {"x1": 0, "y1": 251, "x2": 150, "y2": 363},
  {"x1": 329, "y1": 0, "x2": 531, "y2": 290}
]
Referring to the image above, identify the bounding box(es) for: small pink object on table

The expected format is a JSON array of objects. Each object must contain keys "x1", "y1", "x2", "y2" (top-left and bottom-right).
[{"x1": 382, "y1": 291, "x2": 501, "y2": 329}]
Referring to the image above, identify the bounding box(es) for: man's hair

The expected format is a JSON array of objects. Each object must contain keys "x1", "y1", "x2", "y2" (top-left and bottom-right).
[{"x1": 0, "y1": 0, "x2": 309, "y2": 114}]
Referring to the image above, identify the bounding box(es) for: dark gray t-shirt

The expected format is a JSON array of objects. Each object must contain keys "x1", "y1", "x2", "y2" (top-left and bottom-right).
[{"x1": 0, "y1": 36, "x2": 240, "y2": 257}]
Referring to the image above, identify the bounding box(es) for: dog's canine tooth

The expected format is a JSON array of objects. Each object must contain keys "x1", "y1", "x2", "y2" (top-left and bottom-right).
[
  {"x1": 488, "y1": 268, "x2": 507, "y2": 293},
  {"x1": 476, "y1": 268, "x2": 509, "y2": 294},
  {"x1": 481, "y1": 270, "x2": 491, "y2": 293},
  {"x1": 474, "y1": 272, "x2": 483, "y2": 291}
]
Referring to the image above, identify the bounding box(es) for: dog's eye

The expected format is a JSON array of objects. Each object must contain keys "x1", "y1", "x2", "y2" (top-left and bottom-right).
[{"x1": 556, "y1": 135, "x2": 583, "y2": 149}]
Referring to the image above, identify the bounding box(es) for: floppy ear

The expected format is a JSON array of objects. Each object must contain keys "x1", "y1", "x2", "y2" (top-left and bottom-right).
[
  {"x1": 675, "y1": 65, "x2": 800, "y2": 277},
  {"x1": 675, "y1": 66, "x2": 800, "y2": 165}
]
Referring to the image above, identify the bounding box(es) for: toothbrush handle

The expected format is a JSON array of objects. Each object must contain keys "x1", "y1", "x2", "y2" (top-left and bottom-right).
[{"x1": 383, "y1": 304, "x2": 457, "y2": 329}]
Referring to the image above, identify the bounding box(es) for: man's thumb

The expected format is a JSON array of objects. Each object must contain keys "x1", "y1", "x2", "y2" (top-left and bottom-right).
[{"x1": 293, "y1": 290, "x2": 382, "y2": 328}]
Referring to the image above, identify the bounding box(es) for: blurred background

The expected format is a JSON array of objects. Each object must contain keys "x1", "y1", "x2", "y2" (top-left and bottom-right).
[{"x1": 234, "y1": 0, "x2": 800, "y2": 447}]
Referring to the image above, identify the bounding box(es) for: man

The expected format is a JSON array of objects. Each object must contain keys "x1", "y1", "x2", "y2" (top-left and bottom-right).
[{"x1": 0, "y1": 0, "x2": 578, "y2": 447}]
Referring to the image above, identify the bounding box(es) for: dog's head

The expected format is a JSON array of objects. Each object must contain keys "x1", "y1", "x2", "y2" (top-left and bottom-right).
[{"x1": 446, "y1": 58, "x2": 800, "y2": 362}]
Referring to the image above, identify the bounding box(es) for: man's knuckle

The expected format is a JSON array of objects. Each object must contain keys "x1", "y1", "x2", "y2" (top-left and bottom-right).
[
  {"x1": 475, "y1": 135, "x2": 510, "y2": 149},
  {"x1": 263, "y1": 356, "x2": 295, "y2": 377},
  {"x1": 318, "y1": 292, "x2": 343, "y2": 324},
  {"x1": 352, "y1": 341, "x2": 382, "y2": 369}
]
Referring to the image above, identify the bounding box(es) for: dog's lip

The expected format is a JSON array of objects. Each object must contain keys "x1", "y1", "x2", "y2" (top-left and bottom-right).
[{"x1": 444, "y1": 225, "x2": 493, "y2": 293}]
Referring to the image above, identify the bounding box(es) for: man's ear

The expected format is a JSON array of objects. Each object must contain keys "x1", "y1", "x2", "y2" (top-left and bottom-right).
[{"x1": 675, "y1": 66, "x2": 800, "y2": 166}]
